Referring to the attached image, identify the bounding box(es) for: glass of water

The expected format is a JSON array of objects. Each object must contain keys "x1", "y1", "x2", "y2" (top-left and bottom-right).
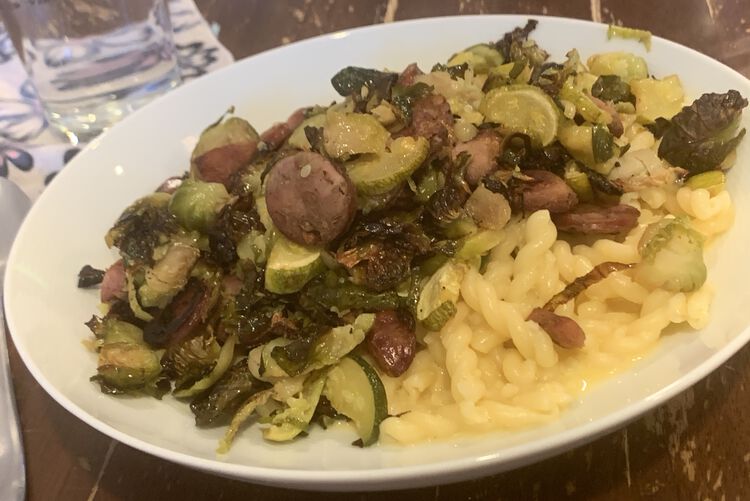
[{"x1": 2, "y1": 0, "x2": 181, "y2": 143}]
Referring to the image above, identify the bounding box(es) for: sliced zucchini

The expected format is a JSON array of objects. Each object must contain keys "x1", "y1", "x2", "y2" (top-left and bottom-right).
[
  {"x1": 480, "y1": 85, "x2": 559, "y2": 147},
  {"x1": 346, "y1": 136, "x2": 429, "y2": 195},
  {"x1": 264, "y1": 234, "x2": 323, "y2": 294},
  {"x1": 288, "y1": 112, "x2": 327, "y2": 150},
  {"x1": 324, "y1": 111, "x2": 390, "y2": 159},
  {"x1": 324, "y1": 355, "x2": 388, "y2": 446},
  {"x1": 455, "y1": 229, "x2": 504, "y2": 261}
]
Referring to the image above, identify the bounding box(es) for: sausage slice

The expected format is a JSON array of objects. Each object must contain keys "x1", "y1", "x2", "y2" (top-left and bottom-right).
[
  {"x1": 552, "y1": 204, "x2": 640, "y2": 234},
  {"x1": 453, "y1": 132, "x2": 502, "y2": 186},
  {"x1": 265, "y1": 151, "x2": 356, "y2": 246},
  {"x1": 522, "y1": 169, "x2": 578, "y2": 214}
]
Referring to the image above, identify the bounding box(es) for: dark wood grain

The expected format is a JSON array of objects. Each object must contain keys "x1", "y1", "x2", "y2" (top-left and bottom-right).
[{"x1": 7, "y1": 0, "x2": 750, "y2": 500}]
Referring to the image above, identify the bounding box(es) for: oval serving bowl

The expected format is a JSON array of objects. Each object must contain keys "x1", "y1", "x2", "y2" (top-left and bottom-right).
[{"x1": 5, "y1": 15, "x2": 750, "y2": 491}]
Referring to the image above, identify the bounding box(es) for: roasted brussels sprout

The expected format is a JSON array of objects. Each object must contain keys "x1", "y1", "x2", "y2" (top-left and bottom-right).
[
  {"x1": 169, "y1": 179, "x2": 232, "y2": 232},
  {"x1": 636, "y1": 218, "x2": 707, "y2": 292}
]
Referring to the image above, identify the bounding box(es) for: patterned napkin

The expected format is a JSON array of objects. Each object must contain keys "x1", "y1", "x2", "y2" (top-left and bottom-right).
[{"x1": 0, "y1": 0, "x2": 234, "y2": 201}]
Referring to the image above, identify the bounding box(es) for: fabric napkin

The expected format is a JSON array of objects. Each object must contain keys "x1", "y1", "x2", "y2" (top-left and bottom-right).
[{"x1": 0, "y1": 0, "x2": 234, "y2": 201}]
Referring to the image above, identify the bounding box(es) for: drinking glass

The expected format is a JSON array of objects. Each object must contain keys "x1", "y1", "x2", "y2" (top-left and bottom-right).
[{"x1": 1, "y1": 0, "x2": 181, "y2": 143}]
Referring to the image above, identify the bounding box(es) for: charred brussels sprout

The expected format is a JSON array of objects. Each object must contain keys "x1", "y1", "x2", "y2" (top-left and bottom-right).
[
  {"x1": 165, "y1": 334, "x2": 221, "y2": 389},
  {"x1": 89, "y1": 318, "x2": 165, "y2": 396},
  {"x1": 190, "y1": 362, "x2": 270, "y2": 427},
  {"x1": 636, "y1": 218, "x2": 707, "y2": 292},
  {"x1": 657, "y1": 90, "x2": 748, "y2": 175},
  {"x1": 169, "y1": 179, "x2": 232, "y2": 232},
  {"x1": 105, "y1": 192, "x2": 177, "y2": 267}
]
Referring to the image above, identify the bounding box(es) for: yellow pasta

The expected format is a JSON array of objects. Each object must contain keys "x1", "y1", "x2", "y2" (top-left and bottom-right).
[{"x1": 381, "y1": 184, "x2": 734, "y2": 444}]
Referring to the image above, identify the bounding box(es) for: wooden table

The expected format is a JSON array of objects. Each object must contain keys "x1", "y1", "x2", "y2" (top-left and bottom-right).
[{"x1": 7, "y1": 1, "x2": 750, "y2": 499}]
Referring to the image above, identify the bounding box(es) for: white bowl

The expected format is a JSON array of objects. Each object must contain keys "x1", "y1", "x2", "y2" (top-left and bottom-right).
[{"x1": 5, "y1": 15, "x2": 750, "y2": 491}]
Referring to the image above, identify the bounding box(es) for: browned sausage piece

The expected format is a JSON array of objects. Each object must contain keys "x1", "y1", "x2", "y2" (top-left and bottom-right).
[
  {"x1": 143, "y1": 279, "x2": 212, "y2": 348},
  {"x1": 551, "y1": 204, "x2": 640, "y2": 234},
  {"x1": 528, "y1": 307, "x2": 585, "y2": 349},
  {"x1": 100, "y1": 259, "x2": 127, "y2": 303},
  {"x1": 522, "y1": 169, "x2": 579, "y2": 214},
  {"x1": 453, "y1": 132, "x2": 502, "y2": 186},
  {"x1": 194, "y1": 141, "x2": 258, "y2": 187},
  {"x1": 260, "y1": 107, "x2": 306, "y2": 151},
  {"x1": 397, "y1": 62, "x2": 423, "y2": 86},
  {"x1": 265, "y1": 151, "x2": 356, "y2": 246},
  {"x1": 366, "y1": 310, "x2": 417, "y2": 377},
  {"x1": 399, "y1": 93, "x2": 454, "y2": 151}
]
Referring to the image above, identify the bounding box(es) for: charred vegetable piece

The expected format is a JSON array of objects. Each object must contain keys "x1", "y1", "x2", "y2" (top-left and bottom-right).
[
  {"x1": 265, "y1": 151, "x2": 357, "y2": 246},
  {"x1": 527, "y1": 308, "x2": 585, "y2": 349},
  {"x1": 90, "y1": 319, "x2": 165, "y2": 395},
  {"x1": 190, "y1": 362, "x2": 270, "y2": 427},
  {"x1": 169, "y1": 179, "x2": 231, "y2": 232},
  {"x1": 636, "y1": 217, "x2": 707, "y2": 292},
  {"x1": 544, "y1": 262, "x2": 634, "y2": 311},
  {"x1": 366, "y1": 310, "x2": 416, "y2": 377},
  {"x1": 330, "y1": 66, "x2": 397, "y2": 110},
  {"x1": 302, "y1": 277, "x2": 403, "y2": 312},
  {"x1": 552, "y1": 204, "x2": 640, "y2": 234},
  {"x1": 105, "y1": 193, "x2": 177, "y2": 267},
  {"x1": 591, "y1": 75, "x2": 634, "y2": 104},
  {"x1": 191, "y1": 115, "x2": 259, "y2": 187},
  {"x1": 592, "y1": 125, "x2": 615, "y2": 163},
  {"x1": 78, "y1": 265, "x2": 105, "y2": 288},
  {"x1": 324, "y1": 355, "x2": 388, "y2": 446},
  {"x1": 391, "y1": 82, "x2": 433, "y2": 123},
  {"x1": 264, "y1": 371, "x2": 328, "y2": 442},
  {"x1": 251, "y1": 313, "x2": 375, "y2": 380},
  {"x1": 142, "y1": 278, "x2": 214, "y2": 348},
  {"x1": 493, "y1": 19, "x2": 548, "y2": 69},
  {"x1": 657, "y1": 90, "x2": 748, "y2": 175},
  {"x1": 174, "y1": 335, "x2": 237, "y2": 398},
  {"x1": 217, "y1": 389, "x2": 272, "y2": 453},
  {"x1": 165, "y1": 333, "x2": 220, "y2": 390}
]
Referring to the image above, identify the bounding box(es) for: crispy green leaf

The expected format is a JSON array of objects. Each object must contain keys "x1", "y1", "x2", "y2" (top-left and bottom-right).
[{"x1": 657, "y1": 90, "x2": 748, "y2": 174}]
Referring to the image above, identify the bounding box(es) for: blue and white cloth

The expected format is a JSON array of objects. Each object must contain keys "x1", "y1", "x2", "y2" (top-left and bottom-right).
[{"x1": 0, "y1": 0, "x2": 234, "y2": 201}]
